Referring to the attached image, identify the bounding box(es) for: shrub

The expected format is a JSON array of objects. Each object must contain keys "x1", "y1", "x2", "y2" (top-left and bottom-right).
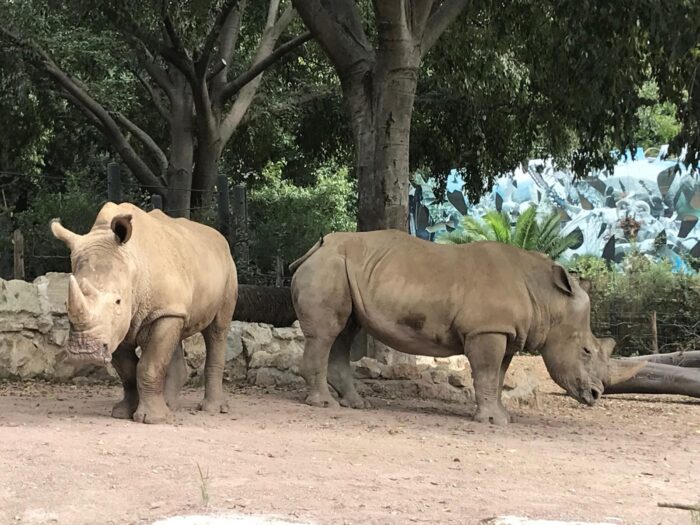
[
  {"x1": 246, "y1": 161, "x2": 356, "y2": 284},
  {"x1": 567, "y1": 254, "x2": 700, "y2": 356},
  {"x1": 437, "y1": 205, "x2": 581, "y2": 259}
]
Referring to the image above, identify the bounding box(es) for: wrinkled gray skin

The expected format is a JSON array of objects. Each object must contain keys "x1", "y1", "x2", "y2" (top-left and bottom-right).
[
  {"x1": 51, "y1": 202, "x2": 237, "y2": 424},
  {"x1": 290, "y1": 230, "x2": 615, "y2": 424}
]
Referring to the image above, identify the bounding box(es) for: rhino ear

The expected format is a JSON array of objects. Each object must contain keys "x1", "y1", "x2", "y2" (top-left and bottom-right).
[
  {"x1": 552, "y1": 264, "x2": 575, "y2": 296},
  {"x1": 599, "y1": 337, "x2": 616, "y2": 358},
  {"x1": 50, "y1": 219, "x2": 80, "y2": 250},
  {"x1": 111, "y1": 214, "x2": 133, "y2": 244},
  {"x1": 568, "y1": 270, "x2": 592, "y2": 294}
]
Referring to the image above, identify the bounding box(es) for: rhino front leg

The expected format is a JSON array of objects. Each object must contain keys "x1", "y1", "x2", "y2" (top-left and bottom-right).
[
  {"x1": 110, "y1": 343, "x2": 139, "y2": 419},
  {"x1": 465, "y1": 333, "x2": 511, "y2": 425},
  {"x1": 134, "y1": 317, "x2": 183, "y2": 424}
]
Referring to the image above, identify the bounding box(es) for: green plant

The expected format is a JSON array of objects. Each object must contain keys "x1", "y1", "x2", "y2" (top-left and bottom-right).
[
  {"x1": 246, "y1": 160, "x2": 356, "y2": 283},
  {"x1": 436, "y1": 205, "x2": 581, "y2": 259}
]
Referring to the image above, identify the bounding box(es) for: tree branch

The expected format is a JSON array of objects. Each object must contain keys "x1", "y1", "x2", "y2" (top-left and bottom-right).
[
  {"x1": 292, "y1": 0, "x2": 374, "y2": 79},
  {"x1": 421, "y1": 0, "x2": 469, "y2": 57},
  {"x1": 196, "y1": 0, "x2": 240, "y2": 78},
  {"x1": 55, "y1": 89, "x2": 106, "y2": 133},
  {"x1": 219, "y1": 0, "x2": 248, "y2": 66},
  {"x1": 218, "y1": 30, "x2": 312, "y2": 103},
  {"x1": 112, "y1": 112, "x2": 169, "y2": 181},
  {"x1": 134, "y1": 70, "x2": 171, "y2": 122},
  {"x1": 0, "y1": 28, "x2": 166, "y2": 193}
]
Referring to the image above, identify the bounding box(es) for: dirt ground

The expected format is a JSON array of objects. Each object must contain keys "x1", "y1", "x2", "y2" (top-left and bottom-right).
[{"x1": 1, "y1": 358, "x2": 699, "y2": 525}]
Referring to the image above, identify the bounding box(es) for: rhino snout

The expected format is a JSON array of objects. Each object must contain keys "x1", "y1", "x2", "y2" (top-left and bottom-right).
[{"x1": 578, "y1": 384, "x2": 603, "y2": 406}]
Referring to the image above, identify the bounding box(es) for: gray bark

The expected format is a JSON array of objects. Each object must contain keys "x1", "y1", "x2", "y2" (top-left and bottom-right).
[
  {"x1": 233, "y1": 285, "x2": 296, "y2": 327},
  {"x1": 621, "y1": 351, "x2": 700, "y2": 368},
  {"x1": 605, "y1": 361, "x2": 700, "y2": 399}
]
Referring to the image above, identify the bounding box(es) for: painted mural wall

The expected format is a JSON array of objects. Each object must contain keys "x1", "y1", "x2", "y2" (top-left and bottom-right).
[{"x1": 409, "y1": 147, "x2": 700, "y2": 272}]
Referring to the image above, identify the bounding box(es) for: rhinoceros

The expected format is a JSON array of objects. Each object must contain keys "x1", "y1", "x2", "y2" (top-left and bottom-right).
[
  {"x1": 290, "y1": 230, "x2": 616, "y2": 424},
  {"x1": 50, "y1": 202, "x2": 237, "y2": 424}
]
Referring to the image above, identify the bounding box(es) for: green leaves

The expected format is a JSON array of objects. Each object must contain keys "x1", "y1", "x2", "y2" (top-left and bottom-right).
[{"x1": 437, "y1": 204, "x2": 580, "y2": 260}]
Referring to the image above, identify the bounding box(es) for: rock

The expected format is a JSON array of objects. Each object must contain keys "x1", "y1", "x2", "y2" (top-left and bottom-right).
[
  {"x1": 383, "y1": 363, "x2": 424, "y2": 380},
  {"x1": 502, "y1": 366, "x2": 541, "y2": 408},
  {"x1": 448, "y1": 371, "x2": 471, "y2": 388},
  {"x1": 226, "y1": 323, "x2": 244, "y2": 361},
  {"x1": 248, "y1": 367, "x2": 304, "y2": 388},
  {"x1": 225, "y1": 353, "x2": 247, "y2": 382},
  {"x1": 417, "y1": 381, "x2": 472, "y2": 404},
  {"x1": 183, "y1": 333, "x2": 206, "y2": 371},
  {"x1": 33, "y1": 273, "x2": 69, "y2": 314},
  {"x1": 0, "y1": 334, "x2": 54, "y2": 379},
  {"x1": 352, "y1": 357, "x2": 385, "y2": 379},
  {"x1": 429, "y1": 367, "x2": 450, "y2": 385}
]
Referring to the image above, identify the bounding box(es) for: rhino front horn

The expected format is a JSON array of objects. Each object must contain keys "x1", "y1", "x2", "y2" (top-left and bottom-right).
[{"x1": 68, "y1": 275, "x2": 92, "y2": 324}]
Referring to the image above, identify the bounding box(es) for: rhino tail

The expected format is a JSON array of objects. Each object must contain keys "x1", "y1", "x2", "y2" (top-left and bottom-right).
[{"x1": 289, "y1": 236, "x2": 325, "y2": 273}]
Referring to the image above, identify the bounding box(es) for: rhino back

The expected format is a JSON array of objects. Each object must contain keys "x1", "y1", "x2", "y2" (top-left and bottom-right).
[{"x1": 330, "y1": 231, "x2": 551, "y2": 353}]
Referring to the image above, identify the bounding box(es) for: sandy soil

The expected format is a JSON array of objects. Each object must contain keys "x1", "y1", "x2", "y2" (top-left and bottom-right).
[{"x1": 1, "y1": 359, "x2": 699, "y2": 525}]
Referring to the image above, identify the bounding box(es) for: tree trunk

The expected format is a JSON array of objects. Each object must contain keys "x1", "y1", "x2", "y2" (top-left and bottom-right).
[
  {"x1": 622, "y1": 351, "x2": 700, "y2": 368},
  {"x1": 164, "y1": 88, "x2": 195, "y2": 218},
  {"x1": 346, "y1": 48, "x2": 420, "y2": 232},
  {"x1": 605, "y1": 359, "x2": 700, "y2": 398}
]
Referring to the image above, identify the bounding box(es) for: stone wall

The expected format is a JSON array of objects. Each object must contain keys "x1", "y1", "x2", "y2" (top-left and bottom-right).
[{"x1": 0, "y1": 273, "x2": 541, "y2": 407}]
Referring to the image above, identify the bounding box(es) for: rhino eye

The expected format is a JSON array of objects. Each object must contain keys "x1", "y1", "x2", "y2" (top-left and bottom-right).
[
  {"x1": 583, "y1": 347, "x2": 592, "y2": 355},
  {"x1": 115, "y1": 299, "x2": 121, "y2": 305}
]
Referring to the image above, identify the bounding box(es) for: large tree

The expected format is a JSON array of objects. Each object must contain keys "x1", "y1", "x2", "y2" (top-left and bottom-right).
[
  {"x1": 1, "y1": 0, "x2": 311, "y2": 216},
  {"x1": 292, "y1": 1, "x2": 700, "y2": 231}
]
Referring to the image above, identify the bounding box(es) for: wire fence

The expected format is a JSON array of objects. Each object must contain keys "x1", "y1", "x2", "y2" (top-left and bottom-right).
[{"x1": 1, "y1": 163, "x2": 291, "y2": 287}]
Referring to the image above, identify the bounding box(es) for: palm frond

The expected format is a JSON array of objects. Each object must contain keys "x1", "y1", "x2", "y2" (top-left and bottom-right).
[
  {"x1": 513, "y1": 206, "x2": 539, "y2": 250},
  {"x1": 482, "y1": 211, "x2": 511, "y2": 243}
]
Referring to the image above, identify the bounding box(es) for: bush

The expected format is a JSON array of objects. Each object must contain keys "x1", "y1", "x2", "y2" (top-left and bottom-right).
[
  {"x1": 246, "y1": 161, "x2": 356, "y2": 284},
  {"x1": 13, "y1": 172, "x2": 107, "y2": 279},
  {"x1": 567, "y1": 254, "x2": 700, "y2": 356}
]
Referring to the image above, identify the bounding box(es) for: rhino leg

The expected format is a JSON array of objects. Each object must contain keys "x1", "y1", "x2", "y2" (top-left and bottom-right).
[
  {"x1": 133, "y1": 317, "x2": 184, "y2": 424},
  {"x1": 164, "y1": 342, "x2": 188, "y2": 411},
  {"x1": 110, "y1": 343, "x2": 139, "y2": 420},
  {"x1": 328, "y1": 321, "x2": 368, "y2": 409},
  {"x1": 498, "y1": 352, "x2": 515, "y2": 398},
  {"x1": 466, "y1": 333, "x2": 512, "y2": 425},
  {"x1": 302, "y1": 336, "x2": 341, "y2": 408},
  {"x1": 198, "y1": 320, "x2": 231, "y2": 414}
]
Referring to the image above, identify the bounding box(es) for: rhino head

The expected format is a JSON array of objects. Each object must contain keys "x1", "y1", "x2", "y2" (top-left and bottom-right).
[
  {"x1": 50, "y1": 214, "x2": 135, "y2": 366},
  {"x1": 539, "y1": 265, "x2": 615, "y2": 406}
]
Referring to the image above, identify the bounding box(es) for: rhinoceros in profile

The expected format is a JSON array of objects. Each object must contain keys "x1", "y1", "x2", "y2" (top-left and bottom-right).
[
  {"x1": 290, "y1": 230, "x2": 616, "y2": 424},
  {"x1": 51, "y1": 202, "x2": 237, "y2": 424}
]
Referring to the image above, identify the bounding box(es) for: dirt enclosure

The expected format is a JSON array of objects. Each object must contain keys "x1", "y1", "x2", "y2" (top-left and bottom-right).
[{"x1": 1, "y1": 358, "x2": 699, "y2": 525}]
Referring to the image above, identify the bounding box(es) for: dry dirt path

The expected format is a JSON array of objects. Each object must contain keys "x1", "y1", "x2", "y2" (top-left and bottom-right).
[{"x1": 0, "y1": 373, "x2": 698, "y2": 525}]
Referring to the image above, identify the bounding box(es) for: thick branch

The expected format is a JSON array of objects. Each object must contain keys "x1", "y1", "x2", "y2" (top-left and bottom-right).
[
  {"x1": 1, "y1": 29, "x2": 165, "y2": 193},
  {"x1": 196, "y1": 0, "x2": 240, "y2": 78},
  {"x1": 292, "y1": 0, "x2": 374, "y2": 78},
  {"x1": 421, "y1": 0, "x2": 469, "y2": 57},
  {"x1": 134, "y1": 70, "x2": 171, "y2": 122},
  {"x1": 219, "y1": 0, "x2": 248, "y2": 66},
  {"x1": 56, "y1": 90, "x2": 106, "y2": 133},
  {"x1": 218, "y1": 30, "x2": 312, "y2": 103},
  {"x1": 113, "y1": 112, "x2": 169, "y2": 181}
]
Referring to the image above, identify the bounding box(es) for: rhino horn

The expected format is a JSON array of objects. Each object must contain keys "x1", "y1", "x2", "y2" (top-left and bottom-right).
[
  {"x1": 68, "y1": 275, "x2": 92, "y2": 323},
  {"x1": 50, "y1": 219, "x2": 81, "y2": 250},
  {"x1": 606, "y1": 359, "x2": 647, "y2": 387},
  {"x1": 79, "y1": 277, "x2": 100, "y2": 297}
]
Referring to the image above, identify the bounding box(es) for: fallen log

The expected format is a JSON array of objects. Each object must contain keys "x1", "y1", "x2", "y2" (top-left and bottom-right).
[
  {"x1": 621, "y1": 350, "x2": 700, "y2": 368},
  {"x1": 232, "y1": 284, "x2": 296, "y2": 327},
  {"x1": 605, "y1": 359, "x2": 700, "y2": 398}
]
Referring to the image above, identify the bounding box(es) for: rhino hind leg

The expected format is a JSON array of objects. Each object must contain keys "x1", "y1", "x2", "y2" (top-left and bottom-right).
[
  {"x1": 134, "y1": 317, "x2": 184, "y2": 424},
  {"x1": 198, "y1": 303, "x2": 236, "y2": 415},
  {"x1": 465, "y1": 333, "x2": 512, "y2": 425},
  {"x1": 327, "y1": 320, "x2": 368, "y2": 409},
  {"x1": 302, "y1": 336, "x2": 341, "y2": 408},
  {"x1": 110, "y1": 343, "x2": 139, "y2": 419},
  {"x1": 164, "y1": 342, "x2": 188, "y2": 411}
]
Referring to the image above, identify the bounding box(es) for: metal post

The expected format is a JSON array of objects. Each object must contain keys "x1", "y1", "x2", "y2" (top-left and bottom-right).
[
  {"x1": 232, "y1": 183, "x2": 249, "y2": 269},
  {"x1": 107, "y1": 162, "x2": 122, "y2": 203},
  {"x1": 12, "y1": 229, "x2": 25, "y2": 281},
  {"x1": 275, "y1": 256, "x2": 284, "y2": 287},
  {"x1": 151, "y1": 194, "x2": 163, "y2": 211},
  {"x1": 217, "y1": 175, "x2": 231, "y2": 241}
]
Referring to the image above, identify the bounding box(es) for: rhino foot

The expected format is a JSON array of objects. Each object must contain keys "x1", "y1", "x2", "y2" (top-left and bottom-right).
[
  {"x1": 133, "y1": 400, "x2": 172, "y2": 424},
  {"x1": 473, "y1": 406, "x2": 511, "y2": 425},
  {"x1": 339, "y1": 394, "x2": 370, "y2": 409},
  {"x1": 111, "y1": 399, "x2": 138, "y2": 420},
  {"x1": 198, "y1": 398, "x2": 229, "y2": 414},
  {"x1": 305, "y1": 391, "x2": 340, "y2": 408}
]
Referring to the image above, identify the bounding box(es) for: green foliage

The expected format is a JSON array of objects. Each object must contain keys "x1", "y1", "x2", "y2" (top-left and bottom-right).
[
  {"x1": 13, "y1": 172, "x2": 106, "y2": 278},
  {"x1": 246, "y1": 161, "x2": 355, "y2": 283},
  {"x1": 436, "y1": 206, "x2": 580, "y2": 259},
  {"x1": 635, "y1": 82, "x2": 682, "y2": 153},
  {"x1": 567, "y1": 254, "x2": 700, "y2": 356}
]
